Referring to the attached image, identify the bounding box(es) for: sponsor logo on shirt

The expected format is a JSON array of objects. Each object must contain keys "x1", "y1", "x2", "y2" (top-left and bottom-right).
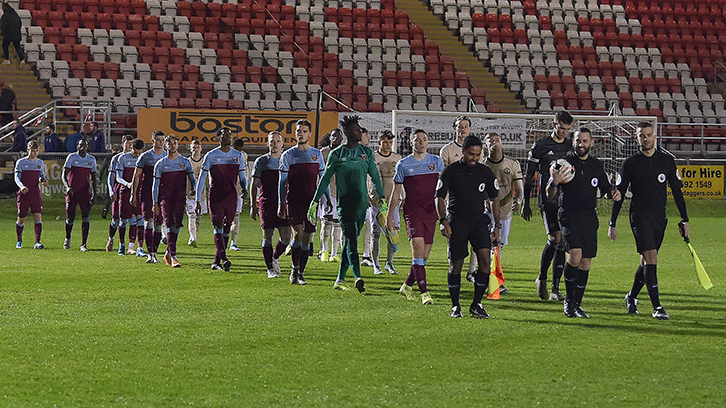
[
  {"x1": 478, "y1": 183, "x2": 486, "y2": 192},
  {"x1": 493, "y1": 179, "x2": 500, "y2": 190},
  {"x1": 616, "y1": 173, "x2": 622, "y2": 185},
  {"x1": 676, "y1": 169, "x2": 682, "y2": 180},
  {"x1": 658, "y1": 173, "x2": 666, "y2": 183},
  {"x1": 591, "y1": 178, "x2": 598, "y2": 187}
]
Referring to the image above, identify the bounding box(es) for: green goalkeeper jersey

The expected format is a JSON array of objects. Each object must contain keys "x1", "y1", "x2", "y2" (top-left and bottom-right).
[{"x1": 314, "y1": 143, "x2": 384, "y2": 223}]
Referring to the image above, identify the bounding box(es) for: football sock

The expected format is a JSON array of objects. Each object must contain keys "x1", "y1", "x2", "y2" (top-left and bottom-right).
[
  {"x1": 222, "y1": 226, "x2": 231, "y2": 249},
  {"x1": 552, "y1": 245, "x2": 566, "y2": 288},
  {"x1": 412, "y1": 258, "x2": 427, "y2": 293},
  {"x1": 167, "y1": 228, "x2": 178, "y2": 257},
  {"x1": 630, "y1": 265, "x2": 645, "y2": 298},
  {"x1": 575, "y1": 268, "x2": 589, "y2": 306},
  {"x1": 109, "y1": 220, "x2": 118, "y2": 240},
  {"x1": 145, "y1": 220, "x2": 154, "y2": 253},
  {"x1": 153, "y1": 225, "x2": 162, "y2": 254},
  {"x1": 81, "y1": 221, "x2": 90, "y2": 246},
  {"x1": 188, "y1": 213, "x2": 197, "y2": 241},
  {"x1": 320, "y1": 220, "x2": 331, "y2": 252},
  {"x1": 346, "y1": 228, "x2": 361, "y2": 280},
  {"x1": 65, "y1": 220, "x2": 73, "y2": 239},
  {"x1": 213, "y1": 229, "x2": 225, "y2": 264},
  {"x1": 473, "y1": 270, "x2": 488, "y2": 304},
  {"x1": 34, "y1": 222, "x2": 42, "y2": 243},
  {"x1": 118, "y1": 221, "x2": 126, "y2": 245},
  {"x1": 362, "y1": 218, "x2": 372, "y2": 258},
  {"x1": 448, "y1": 273, "x2": 461, "y2": 307},
  {"x1": 338, "y1": 240, "x2": 350, "y2": 281},
  {"x1": 230, "y1": 214, "x2": 240, "y2": 244},
  {"x1": 262, "y1": 244, "x2": 274, "y2": 269},
  {"x1": 643, "y1": 264, "x2": 661, "y2": 309},
  {"x1": 16, "y1": 222, "x2": 23, "y2": 241},
  {"x1": 300, "y1": 243, "x2": 310, "y2": 274},
  {"x1": 405, "y1": 264, "x2": 417, "y2": 286},
  {"x1": 331, "y1": 223, "x2": 341, "y2": 257},
  {"x1": 371, "y1": 230, "x2": 381, "y2": 267},
  {"x1": 273, "y1": 239, "x2": 287, "y2": 259},
  {"x1": 291, "y1": 241, "x2": 301, "y2": 269},
  {"x1": 136, "y1": 217, "x2": 144, "y2": 248},
  {"x1": 539, "y1": 239, "x2": 557, "y2": 281},
  {"x1": 563, "y1": 262, "x2": 578, "y2": 302}
]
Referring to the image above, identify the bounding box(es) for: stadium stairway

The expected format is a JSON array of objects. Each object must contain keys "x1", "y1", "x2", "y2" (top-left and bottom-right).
[
  {"x1": 395, "y1": 0, "x2": 528, "y2": 113},
  {"x1": 0, "y1": 52, "x2": 52, "y2": 112}
]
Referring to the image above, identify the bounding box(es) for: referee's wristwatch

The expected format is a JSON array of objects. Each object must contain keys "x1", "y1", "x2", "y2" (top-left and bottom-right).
[
  {"x1": 439, "y1": 217, "x2": 447, "y2": 224},
  {"x1": 494, "y1": 222, "x2": 501, "y2": 229}
]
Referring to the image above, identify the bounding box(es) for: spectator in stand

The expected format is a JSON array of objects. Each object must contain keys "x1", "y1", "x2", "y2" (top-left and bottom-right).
[
  {"x1": 1, "y1": 3, "x2": 24, "y2": 65},
  {"x1": 9, "y1": 119, "x2": 25, "y2": 152},
  {"x1": 0, "y1": 82, "x2": 16, "y2": 126},
  {"x1": 88, "y1": 122, "x2": 105, "y2": 153},
  {"x1": 398, "y1": 127, "x2": 412, "y2": 156},
  {"x1": 43, "y1": 124, "x2": 64, "y2": 152},
  {"x1": 65, "y1": 126, "x2": 85, "y2": 153}
]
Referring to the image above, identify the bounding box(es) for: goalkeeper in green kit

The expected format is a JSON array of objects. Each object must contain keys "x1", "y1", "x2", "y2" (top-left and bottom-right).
[{"x1": 310, "y1": 116, "x2": 387, "y2": 293}]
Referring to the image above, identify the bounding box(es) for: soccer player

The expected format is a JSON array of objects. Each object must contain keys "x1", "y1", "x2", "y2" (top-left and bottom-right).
[
  {"x1": 153, "y1": 135, "x2": 195, "y2": 268},
  {"x1": 278, "y1": 119, "x2": 326, "y2": 285},
  {"x1": 228, "y1": 137, "x2": 249, "y2": 252},
  {"x1": 439, "y1": 115, "x2": 471, "y2": 166},
  {"x1": 106, "y1": 135, "x2": 133, "y2": 254},
  {"x1": 250, "y1": 131, "x2": 292, "y2": 278},
  {"x1": 522, "y1": 110, "x2": 574, "y2": 301},
  {"x1": 14, "y1": 140, "x2": 48, "y2": 249},
  {"x1": 388, "y1": 129, "x2": 444, "y2": 305},
  {"x1": 318, "y1": 128, "x2": 343, "y2": 263},
  {"x1": 312, "y1": 115, "x2": 386, "y2": 293},
  {"x1": 370, "y1": 129, "x2": 402, "y2": 275},
  {"x1": 609, "y1": 122, "x2": 689, "y2": 320},
  {"x1": 62, "y1": 138, "x2": 97, "y2": 251},
  {"x1": 131, "y1": 130, "x2": 166, "y2": 263},
  {"x1": 186, "y1": 139, "x2": 206, "y2": 247},
  {"x1": 116, "y1": 138, "x2": 146, "y2": 256},
  {"x1": 482, "y1": 132, "x2": 524, "y2": 292},
  {"x1": 196, "y1": 127, "x2": 247, "y2": 272},
  {"x1": 546, "y1": 128, "x2": 621, "y2": 318},
  {"x1": 359, "y1": 126, "x2": 375, "y2": 267},
  {"x1": 437, "y1": 135, "x2": 501, "y2": 318}
]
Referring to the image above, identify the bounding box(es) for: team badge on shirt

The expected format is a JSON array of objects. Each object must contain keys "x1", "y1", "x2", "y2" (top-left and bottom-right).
[
  {"x1": 312, "y1": 155, "x2": 318, "y2": 160},
  {"x1": 361, "y1": 154, "x2": 367, "y2": 160},
  {"x1": 428, "y1": 164, "x2": 435, "y2": 170},
  {"x1": 180, "y1": 164, "x2": 185, "y2": 169},
  {"x1": 233, "y1": 157, "x2": 238, "y2": 162}
]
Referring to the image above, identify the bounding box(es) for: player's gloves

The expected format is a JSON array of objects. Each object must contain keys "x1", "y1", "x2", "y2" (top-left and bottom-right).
[
  {"x1": 307, "y1": 201, "x2": 318, "y2": 225},
  {"x1": 379, "y1": 198, "x2": 388, "y2": 217}
]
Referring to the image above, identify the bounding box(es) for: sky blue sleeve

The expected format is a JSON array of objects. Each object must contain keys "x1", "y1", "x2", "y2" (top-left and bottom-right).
[{"x1": 152, "y1": 161, "x2": 162, "y2": 203}]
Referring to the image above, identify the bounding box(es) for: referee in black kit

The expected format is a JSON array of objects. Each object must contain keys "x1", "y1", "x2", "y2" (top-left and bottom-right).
[
  {"x1": 608, "y1": 122, "x2": 689, "y2": 320},
  {"x1": 436, "y1": 136, "x2": 501, "y2": 319},
  {"x1": 546, "y1": 128, "x2": 621, "y2": 318}
]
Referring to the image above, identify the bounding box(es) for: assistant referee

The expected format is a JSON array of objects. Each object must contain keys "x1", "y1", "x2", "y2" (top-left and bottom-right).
[
  {"x1": 436, "y1": 136, "x2": 501, "y2": 319},
  {"x1": 609, "y1": 122, "x2": 689, "y2": 320}
]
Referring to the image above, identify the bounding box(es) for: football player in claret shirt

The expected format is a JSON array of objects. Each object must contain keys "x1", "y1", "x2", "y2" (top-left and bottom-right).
[
  {"x1": 250, "y1": 131, "x2": 292, "y2": 278},
  {"x1": 228, "y1": 137, "x2": 249, "y2": 252},
  {"x1": 196, "y1": 127, "x2": 247, "y2": 272},
  {"x1": 278, "y1": 119, "x2": 326, "y2": 285},
  {"x1": 522, "y1": 110, "x2": 574, "y2": 301},
  {"x1": 106, "y1": 134, "x2": 133, "y2": 255},
  {"x1": 117, "y1": 138, "x2": 146, "y2": 256},
  {"x1": 62, "y1": 138, "x2": 97, "y2": 251},
  {"x1": 436, "y1": 136, "x2": 501, "y2": 319},
  {"x1": 14, "y1": 140, "x2": 48, "y2": 249},
  {"x1": 546, "y1": 128, "x2": 621, "y2": 318},
  {"x1": 609, "y1": 122, "x2": 690, "y2": 320},
  {"x1": 388, "y1": 129, "x2": 444, "y2": 305},
  {"x1": 153, "y1": 135, "x2": 195, "y2": 268},
  {"x1": 311, "y1": 115, "x2": 386, "y2": 293},
  {"x1": 132, "y1": 130, "x2": 167, "y2": 263}
]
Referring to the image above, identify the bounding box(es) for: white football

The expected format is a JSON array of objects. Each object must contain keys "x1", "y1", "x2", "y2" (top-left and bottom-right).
[{"x1": 549, "y1": 158, "x2": 575, "y2": 184}]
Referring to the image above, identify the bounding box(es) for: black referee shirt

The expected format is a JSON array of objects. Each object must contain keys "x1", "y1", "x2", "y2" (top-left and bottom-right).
[
  {"x1": 611, "y1": 150, "x2": 688, "y2": 224},
  {"x1": 436, "y1": 160, "x2": 499, "y2": 219},
  {"x1": 558, "y1": 152, "x2": 611, "y2": 212}
]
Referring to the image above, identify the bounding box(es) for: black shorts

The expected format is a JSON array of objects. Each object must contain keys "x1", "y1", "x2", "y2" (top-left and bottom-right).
[
  {"x1": 630, "y1": 212, "x2": 667, "y2": 253},
  {"x1": 447, "y1": 216, "x2": 491, "y2": 262},
  {"x1": 559, "y1": 209, "x2": 599, "y2": 259},
  {"x1": 540, "y1": 199, "x2": 561, "y2": 235}
]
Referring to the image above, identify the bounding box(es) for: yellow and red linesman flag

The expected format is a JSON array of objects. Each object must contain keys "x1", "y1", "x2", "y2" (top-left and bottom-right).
[{"x1": 487, "y1": 246, "x2": 506, "y2": 300}]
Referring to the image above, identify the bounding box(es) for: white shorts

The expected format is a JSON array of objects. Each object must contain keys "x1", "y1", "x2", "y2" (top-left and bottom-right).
[
  {"x1": 186, "y1": 198, "x2": 208, "y2": 215},
  {"x1": 371, "y1": 204, "x2": 400, "y2": 233},
  {"x1": 319, "y1": 195, "x2": 338, "y2": 219},
  {"x1": 236, "y1": 194, "x2": 244, "y2": 214}
]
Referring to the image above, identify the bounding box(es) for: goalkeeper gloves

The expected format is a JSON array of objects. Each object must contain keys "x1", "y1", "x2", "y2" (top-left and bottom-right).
[{"x1": 307, "y1": 201, "x2": 318, "y2": 225}]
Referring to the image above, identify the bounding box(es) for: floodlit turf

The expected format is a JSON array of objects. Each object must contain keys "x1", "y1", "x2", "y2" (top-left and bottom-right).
[{"x1": 1, "y1": 198, "x2": 724, "y2": 407}]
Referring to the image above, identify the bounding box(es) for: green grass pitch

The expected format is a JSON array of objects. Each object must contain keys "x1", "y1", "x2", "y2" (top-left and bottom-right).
[{"x1": 1, "y1": 198, "x2": 725, "y2": 407}]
